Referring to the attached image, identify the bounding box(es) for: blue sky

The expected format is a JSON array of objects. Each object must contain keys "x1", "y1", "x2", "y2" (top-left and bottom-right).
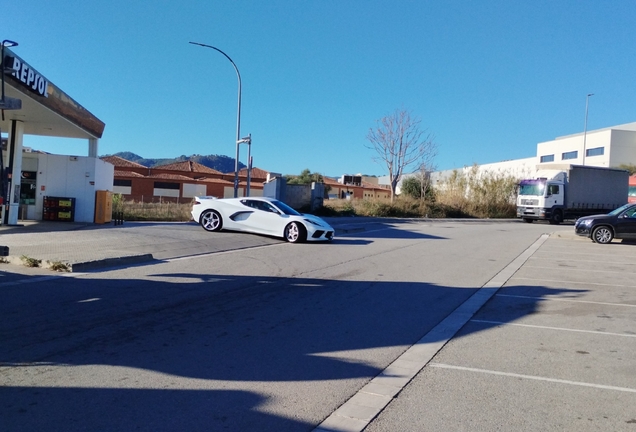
[{"x1": 4, "y1": 1, "x2": 636, "y2": 177}]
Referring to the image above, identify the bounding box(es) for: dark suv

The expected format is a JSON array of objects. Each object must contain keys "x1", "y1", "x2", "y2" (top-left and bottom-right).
[{"x1": 575, "y1": 203, "x2": 636, "y2": 244}]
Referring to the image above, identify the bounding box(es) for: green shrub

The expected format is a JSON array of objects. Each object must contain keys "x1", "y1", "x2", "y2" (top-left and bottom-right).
[
  {"x1": 400, "y1": 176, "x2": 435, "y2": 201},
  {"x1": 112, "y1": 193, "x2": 124, "y2": 212},
  {"x1": 21, "y1": 255, "x2": 41, "y2": 268}
]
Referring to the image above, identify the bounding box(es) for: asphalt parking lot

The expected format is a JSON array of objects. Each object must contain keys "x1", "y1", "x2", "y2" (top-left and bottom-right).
[
  {"x1": 361, "y1": 231, "x2": 636, "y2": 431},
  {"x1": 1, "y1": 219, "x2": 635, "y2": 431}
]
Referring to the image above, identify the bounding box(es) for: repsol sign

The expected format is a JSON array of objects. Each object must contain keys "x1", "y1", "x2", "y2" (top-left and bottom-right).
[{"x1": 4, "y1": 55, "x2": 49, "y2": 97}]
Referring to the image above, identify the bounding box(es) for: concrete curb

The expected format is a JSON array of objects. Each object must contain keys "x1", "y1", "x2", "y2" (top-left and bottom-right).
[
  {"x1": 69, "y1": 254, "x2": 155, "y2": 272},
  {"x1": 2, "y1": 253, "x2": 155, "y2": 273}
]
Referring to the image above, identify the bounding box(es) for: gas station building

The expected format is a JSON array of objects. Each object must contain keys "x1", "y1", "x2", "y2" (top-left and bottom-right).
[{"x1": 1, "y1": 45, "x2": 113, "y2": 224}]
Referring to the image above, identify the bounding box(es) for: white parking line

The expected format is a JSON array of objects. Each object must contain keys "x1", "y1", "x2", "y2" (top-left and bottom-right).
[
  {"x1": 429, "y1": 363, "x2": 636, "y2": 393},
  {"x1": 497, "y1": 293, "x2": 636, "y2": 308},
  {"x1": 511, "y1": 276, "x2": 635, "y2": 288},
  {"x1": 521, "y1": 265, "x2": 636, "y2": 275},
  {"x1": 471, "y1": 319, "x2": 636, "y2": 338},
  {"x1": 529, "y1": 255, "x2": 636, "y2": 265}
]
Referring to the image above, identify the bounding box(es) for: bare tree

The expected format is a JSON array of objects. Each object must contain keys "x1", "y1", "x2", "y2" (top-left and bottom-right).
[{"x1": 366, "y1": 108, "x2": 437, "y2": 201}]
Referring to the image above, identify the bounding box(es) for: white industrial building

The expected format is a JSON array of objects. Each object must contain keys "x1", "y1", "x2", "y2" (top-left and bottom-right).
[
  {"x1": 536, "y1": 121, "x2": 636, "y2": 168},
  {"x1": 426, "y1": 121, "x2": 636, "y2": 188}
]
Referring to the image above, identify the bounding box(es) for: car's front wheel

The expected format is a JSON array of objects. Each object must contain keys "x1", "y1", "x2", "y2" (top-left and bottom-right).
[
  {"x1": 284, "y1": 222, "x2": 306, "y2": 243},
  {"x1": 592, "y1": 225, "x2": 613, "y2": 244},
  {"x1": 200, "y1": 210, "x2": 223, "y2": 232}
]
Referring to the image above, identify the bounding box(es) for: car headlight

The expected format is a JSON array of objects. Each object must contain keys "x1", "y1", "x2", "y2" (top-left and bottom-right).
[
  {"x1": 304, "y1": 218, "x2": 322, "y2": 227},
  {"x1": 578, "y1": 219, "x2": 593, "y2": 227}
]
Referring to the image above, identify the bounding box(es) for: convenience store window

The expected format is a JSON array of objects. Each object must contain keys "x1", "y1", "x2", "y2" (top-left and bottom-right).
[{"x1": 20, "y1": 171, "x2": 37, "y2": 205}]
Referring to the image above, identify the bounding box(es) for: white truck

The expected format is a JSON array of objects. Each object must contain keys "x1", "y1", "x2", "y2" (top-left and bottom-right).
[{"x1": 516, "y1": 164, "x2": 629, "y2": 224}]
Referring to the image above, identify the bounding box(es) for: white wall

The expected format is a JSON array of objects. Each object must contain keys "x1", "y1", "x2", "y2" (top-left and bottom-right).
[
  {"x1": 35, "y1": 154, "x2": 114, "y2": 222},
  {"x1": 428, "y1": 157, "x2": 536, "y2": 190},
  {"x1": 608, "y1": 130, "x2": 636, "y2": 167},
  {"x1": 94, "y1": 158, "x2": 114, "y2": 191},
  {"x1": 536, "y1": 129, "x2": 613, "y2": 167}
]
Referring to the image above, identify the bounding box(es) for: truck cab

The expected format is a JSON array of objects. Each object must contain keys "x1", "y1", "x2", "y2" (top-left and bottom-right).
[{"x1": 517, "y1": 173, "x2": 566, "y2": 224}]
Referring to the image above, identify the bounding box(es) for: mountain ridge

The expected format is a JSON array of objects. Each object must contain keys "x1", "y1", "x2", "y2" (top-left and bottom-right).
[{"x1": 104, "y1": 152, "x2": 246, "y2": 173}]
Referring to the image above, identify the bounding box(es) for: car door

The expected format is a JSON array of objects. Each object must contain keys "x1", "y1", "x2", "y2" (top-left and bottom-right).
[
  {"x1": 614, "y1": 206, "x2": 636, "y2": 239},
  {"x1": 239, "y1": 200, "x2": 283, "y2": 236}
]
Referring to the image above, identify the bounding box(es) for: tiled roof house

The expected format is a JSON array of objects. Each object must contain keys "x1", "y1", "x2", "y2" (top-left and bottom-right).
[
  {"x1": 102, "y1": 155, "x2": 389, "y2": 203},
  {"x1": 102, "y1": 156, "x2": 267, "y2": 202}
]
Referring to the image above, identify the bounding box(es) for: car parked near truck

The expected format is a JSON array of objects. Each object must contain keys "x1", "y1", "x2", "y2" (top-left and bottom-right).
[
  {"x1": 575, "y1": 203, "x2": 636, "y2": 244},
  {"x1": 517, "y1": 164, "x2": 629, "y2": 224}
]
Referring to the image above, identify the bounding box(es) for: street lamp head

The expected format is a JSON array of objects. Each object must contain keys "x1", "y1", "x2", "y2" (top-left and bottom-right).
[
  {"x1": 587, "y1": 93, "x2": 594, "y2": 97},
  {"x1": 2, "y1": 40, "x2": 18, "y2": 48},
  {"x1": 237, "y1": 135, "x2": 251, "y2": 144}
]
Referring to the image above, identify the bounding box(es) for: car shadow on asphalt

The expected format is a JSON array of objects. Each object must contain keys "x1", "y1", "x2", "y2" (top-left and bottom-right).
[{"x1": 0, "y1": 272, "x2": 585, "y2": 431}]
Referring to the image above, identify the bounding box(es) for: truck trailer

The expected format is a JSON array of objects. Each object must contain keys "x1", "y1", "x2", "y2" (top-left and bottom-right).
[{"x1": 516, "y1": 164, "x2": 629, "y2": 224}]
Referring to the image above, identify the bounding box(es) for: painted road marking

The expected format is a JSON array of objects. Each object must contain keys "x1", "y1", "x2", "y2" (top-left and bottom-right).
[
  {"x1": 471, "y1": 319, "x2": 636, "y2": 338},
  {"x1": 429, "y1": 363, "x2": 636, "y2": 393},
  {"x1": 497, "y1": 293, "x2": 636, "y2": 308},
  {"x1": 510, "y1": 276, "x2": 635, "y2": 288},
  {"x1": 520, "y1": 265, "x2": 636, "y2": 275}
]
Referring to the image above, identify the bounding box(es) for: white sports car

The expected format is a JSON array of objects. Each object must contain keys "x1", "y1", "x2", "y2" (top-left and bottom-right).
[{"x1": 191, "y1": 196, "x2": 335, "y2": 243}]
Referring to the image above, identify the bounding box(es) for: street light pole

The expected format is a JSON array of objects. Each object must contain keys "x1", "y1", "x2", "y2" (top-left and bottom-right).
[
  {"x1": 582, "y1": 93, "x2": 594, "y2": 166},
  {"x1": 189, "y1": 41, "x2": 242, "y2": 198},
  {"x1": 237, "y1": 134, "x2": 252, "y2": 196},
  {"x1": 246, "y1": 135, "x2": 252, "y2": 196}
]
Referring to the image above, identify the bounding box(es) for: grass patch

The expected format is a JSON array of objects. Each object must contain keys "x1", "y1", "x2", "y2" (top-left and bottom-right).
[
  {"x1": 321, "y1": 196, "x2": 515, "y2": 219},
  {"x1": 21, "y1": 255, "x2": 42, "y2": 268},
  {"x1": 49, "y1": 261, "x2": 70, "y2": 272}
]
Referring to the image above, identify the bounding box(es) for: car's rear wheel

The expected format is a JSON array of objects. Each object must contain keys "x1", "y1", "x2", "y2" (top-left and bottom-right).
[
  {"x1": 592, "y1": 226, "x2": 613, "y2": 244},
  {"x1": 200, "y1": 210, "x2": 222, "y2": 232},
  {"x1": 284, "y1": 222, "x2": 306, "y2": 243}
]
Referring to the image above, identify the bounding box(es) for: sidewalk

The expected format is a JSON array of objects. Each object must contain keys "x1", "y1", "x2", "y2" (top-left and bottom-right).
[{"x1": 0, "y1": 220, "x2": 160, "y2": 272}]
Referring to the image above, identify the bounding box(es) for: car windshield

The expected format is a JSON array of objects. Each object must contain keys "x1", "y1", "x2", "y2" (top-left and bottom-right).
[
  {"x1": 272, "y1": 200, "x2": 301, "y2": 216},
  {"x1": 607, "y1": 203, "x2": 634, "y2": 216},
  {"x1": 518, "y1": 180, "x2": 545, "y2": 196}
]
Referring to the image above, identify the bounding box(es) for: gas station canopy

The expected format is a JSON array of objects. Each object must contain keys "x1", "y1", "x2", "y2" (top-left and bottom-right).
[{"x1": 1, "y1": 47, "x2": 104, "y2": 140}]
